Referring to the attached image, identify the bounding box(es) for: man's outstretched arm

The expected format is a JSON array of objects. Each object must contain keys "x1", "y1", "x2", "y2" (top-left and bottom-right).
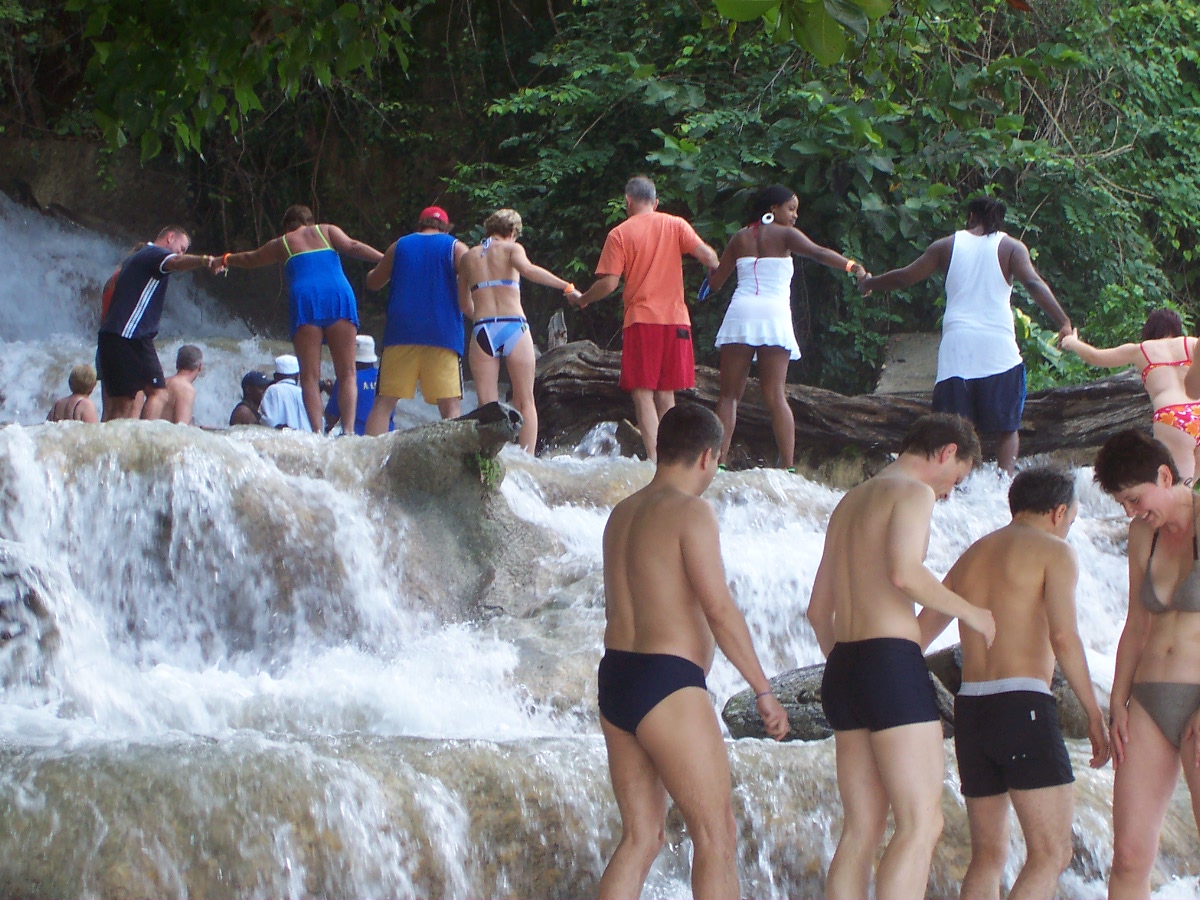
[
  {"x1": 1009, "y1": 240, "x2": 1071, "y2": 337},
  {"x1": 858, "y1": 237, "x2": 952, "y2": 293}
]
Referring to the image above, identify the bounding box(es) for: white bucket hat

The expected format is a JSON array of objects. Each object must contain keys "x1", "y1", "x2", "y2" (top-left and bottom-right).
[
  {"x1": 274, "y1": 354, "x2": 300, "y2": 376},
  {"x1": 355, "y1": 335, "x2": 379, "y2": 365}
]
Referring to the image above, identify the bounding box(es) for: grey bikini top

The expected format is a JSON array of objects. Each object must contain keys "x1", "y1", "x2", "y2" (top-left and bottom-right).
[{"x1": 1141, "y1": 497, "x2": 1200, "y2": 614}]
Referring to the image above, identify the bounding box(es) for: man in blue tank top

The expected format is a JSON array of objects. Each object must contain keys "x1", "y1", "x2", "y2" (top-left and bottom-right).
[
  {"x1": 858, "y1": 198, "x2": 1071, "y2": 473},
  {"x1": 363, "y1": 207, "x2": 469, "y2": 435},
  {"x1": 97, "y1": 225, "x2": 219, "y2": 420}
]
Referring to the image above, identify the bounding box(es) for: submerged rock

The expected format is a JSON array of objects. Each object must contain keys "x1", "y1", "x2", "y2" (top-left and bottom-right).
[
  {"x1": 0, "y1": 539, "x2": 64, "y2": 689},
  {"x1": 722, "y1": 660, "x2": 955, "y2": 742},
  {"x1": 731, "y1": 644, "x2": 1097, "y2": 743}
]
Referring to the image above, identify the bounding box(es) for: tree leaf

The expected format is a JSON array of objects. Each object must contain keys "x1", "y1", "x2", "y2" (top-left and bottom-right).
[
  {"x1": 793, "y1": 2, "x2": 848, "y2": 65},
  {"x1": 713, "y1": 0, "x2": 782, "y2": 22}
]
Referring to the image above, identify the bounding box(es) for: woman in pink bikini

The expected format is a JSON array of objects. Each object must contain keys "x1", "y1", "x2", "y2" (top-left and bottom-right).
[{"x1": 1061, "y1": 308, "x2": 1200, "y2": 482}]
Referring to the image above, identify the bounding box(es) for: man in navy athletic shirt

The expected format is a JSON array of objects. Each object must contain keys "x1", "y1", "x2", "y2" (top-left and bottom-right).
[{"x1": 97, "y1": 225, "x2": 216, "y2": 421}]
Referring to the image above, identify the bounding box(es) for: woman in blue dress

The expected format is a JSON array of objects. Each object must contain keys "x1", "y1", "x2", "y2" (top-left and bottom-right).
[{"x1": 217, "y1": 205, "x2": 383, "y2": 432}]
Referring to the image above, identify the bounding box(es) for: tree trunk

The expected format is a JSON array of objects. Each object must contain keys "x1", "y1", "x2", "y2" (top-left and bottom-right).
[{"x1": 534, "y1": 341, "x2": 1149, "y2": 468}]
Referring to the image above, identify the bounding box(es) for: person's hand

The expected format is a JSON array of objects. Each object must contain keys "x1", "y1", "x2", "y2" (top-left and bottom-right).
[
  {"x1": 1088, "y1": 711, "x2": 1111, "y2": 768},
  {"x1": 1109, "y1": 702, "x2": 1130, "y2": 769},
  {"x1": 756, "y1": 691, "x2": 790, "y2": 741},
  {"x1": 566, "y1": 289, "x2": 583, "y2": 306},
  {"x1": 208, "y1": 254, "x2": 227, "y2": 275},
  {"x1": 969, "y1": 607, "x2": 996, "y2": 648},
  {"x1": 855, "y1": 268, "x2": 873, "y2": 296},
  {"x1": 1059, "y1": 327, "x2": 1080, "y2": 350},
  {"x1": 1058, "y1": 321, "x2": 1074, "y2": 341}
]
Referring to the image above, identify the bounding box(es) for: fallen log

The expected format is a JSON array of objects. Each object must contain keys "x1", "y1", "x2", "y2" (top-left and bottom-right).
[{"x1": 534, "y1": 341, "x2": 1149, "y2": 469}]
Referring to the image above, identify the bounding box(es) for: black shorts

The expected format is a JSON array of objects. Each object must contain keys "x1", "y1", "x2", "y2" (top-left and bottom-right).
[
  {"x1": 932, "y1": 362, "x2": 1025, "y2": 434},
  {"x1": 96, "y1": 332, "x2": 165, "y2": 399},
  {"x1": 954, "y1": 691, "x2": 1074, "y2": 797},
  {"x1": 821, "y1": 638, "x2": 940, "y2": 732}
]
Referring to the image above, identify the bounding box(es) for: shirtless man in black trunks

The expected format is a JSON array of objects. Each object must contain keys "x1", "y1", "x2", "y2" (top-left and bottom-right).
[
  {"x1": 920, "y1": 466, "x2": 1109, "y2": 899},
  {"x1": 229, "y1": 370, "x2": 270, "y2": 426},
  {"x1": 807, "y1": 413, "x2": 995, "y2": 900},
  {"x1": 598, "y1": 403, "x2": 789, "y2": 899}
]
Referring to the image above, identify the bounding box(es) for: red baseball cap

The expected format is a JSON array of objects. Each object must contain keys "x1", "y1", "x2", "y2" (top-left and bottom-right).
[{"x1": 420, "y1": 206, "x2": 449, "y2": 223}]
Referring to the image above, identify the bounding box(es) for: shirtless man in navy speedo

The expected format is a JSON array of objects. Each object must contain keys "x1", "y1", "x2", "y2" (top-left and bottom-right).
[
  {"x1": 597, "y1": 403, "x2": 789, "y2": 899},
  {"x1": 807, "y1": 412, "x2": 996, "y2": 900}
]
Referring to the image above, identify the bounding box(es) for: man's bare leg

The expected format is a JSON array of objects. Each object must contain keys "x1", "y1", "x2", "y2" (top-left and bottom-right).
[
  {"x1": 995, "y1": 431, "x2": 1019, "y2": 476},
  {"x1": 959, "y1": 793, "x2": 1010, "y2": 900},
  {"x1": 597, "y1": 717, "x2": 668, "y2": 899},
  {"x1": 630, "y1": 388, "x2": 660, "y2": 460},
  {"x1": 365, "y1": 395, "x2": 400, "y2": 436},
  {"x1": 1007, "y1": 785, "x2": 1074, "y2": 899},
  {"x1": 871, "y1": 720, "x2": 946, "y2": 900},
  {"x1": 825, "y1": 729, "x2": 889, "y2": 899},
  {"x1": 437, "y1": 396, "x2": 462, "y2": 419},
  {"x1": 629, "y1": 687, "x2": 740, "y2": 900}
]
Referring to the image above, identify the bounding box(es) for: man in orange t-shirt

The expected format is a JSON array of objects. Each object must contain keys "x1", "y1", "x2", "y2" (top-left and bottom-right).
[{"x1": 575, "y1": 176, "x2": 719, "y2": 460}]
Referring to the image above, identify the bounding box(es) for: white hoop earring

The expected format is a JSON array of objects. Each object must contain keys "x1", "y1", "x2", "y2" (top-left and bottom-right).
[{"x1": 760, "y1": 212, "x2": 774, "y2": 225}]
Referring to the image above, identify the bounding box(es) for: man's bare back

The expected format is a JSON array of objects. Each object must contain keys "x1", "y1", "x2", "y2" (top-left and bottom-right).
[
  {"x1": 160, "y1": 373, "x2": 196, "y2": 425},
  {"x1": 596, "y1": 404, "x2": 786, "y2": 900}
]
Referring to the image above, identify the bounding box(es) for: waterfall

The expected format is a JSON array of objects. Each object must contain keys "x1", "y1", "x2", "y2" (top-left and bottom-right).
[{"x1": 0, "y1": 196, "x2": 1197, "y2": 899}]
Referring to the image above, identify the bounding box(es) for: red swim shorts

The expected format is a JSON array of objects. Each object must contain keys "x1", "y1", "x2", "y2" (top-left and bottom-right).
[{"x1": 619, "y1": 322, "x2": 695, "y2": 392}]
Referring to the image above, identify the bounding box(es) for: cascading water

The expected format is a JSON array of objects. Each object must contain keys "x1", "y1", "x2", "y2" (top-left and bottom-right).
[{"x1": 1, "y1": 198, "x2": 1197, "y2": 898}]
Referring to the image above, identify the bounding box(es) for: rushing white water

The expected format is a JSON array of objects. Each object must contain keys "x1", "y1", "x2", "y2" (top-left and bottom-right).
[{"x1": 0, "y1": 196, "x2": 1196, "y2": 898}]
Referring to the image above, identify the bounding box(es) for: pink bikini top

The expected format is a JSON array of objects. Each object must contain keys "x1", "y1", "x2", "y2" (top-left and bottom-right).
[{"x1": 1140, "y1": 340, "x2": 1191, "y2": 381}]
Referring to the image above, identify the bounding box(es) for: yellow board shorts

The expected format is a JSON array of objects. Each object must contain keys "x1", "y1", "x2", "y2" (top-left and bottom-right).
[{"x1": 378, "y1": 344, "x2": 463, "y2": 403}]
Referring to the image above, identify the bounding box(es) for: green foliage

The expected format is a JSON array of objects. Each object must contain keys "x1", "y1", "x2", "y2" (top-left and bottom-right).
[
  {"x1": 454, "y1": 0, "x2": 1200, "y2": 392},
  {"x1": 62, "y1": 0, "x2": 431, "y2": 160},
  {"x1": 465, "y1": 452, "x2": 504, "y2": 490},
  {"x1": 715, "y1": 0, "x2": 893, "y2": 65}
]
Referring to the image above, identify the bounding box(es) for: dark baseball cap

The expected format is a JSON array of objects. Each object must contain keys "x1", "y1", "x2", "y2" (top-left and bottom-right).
[{"x1": 241, "y1": 370, "x2": 271, "y2": 390}]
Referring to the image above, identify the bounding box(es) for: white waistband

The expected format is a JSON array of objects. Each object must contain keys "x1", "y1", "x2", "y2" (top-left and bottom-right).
[{"x1": 959, "y1": 677, "x2": 1052, "y2": 697}]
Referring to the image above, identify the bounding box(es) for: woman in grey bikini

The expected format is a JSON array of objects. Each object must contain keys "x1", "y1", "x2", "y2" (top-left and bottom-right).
[{"x1": 1094, "y1": 429, "x2": 1200, "y2": 899}]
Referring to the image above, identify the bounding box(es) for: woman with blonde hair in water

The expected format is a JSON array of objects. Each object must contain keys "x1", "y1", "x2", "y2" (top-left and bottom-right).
[
  {"x1": 457, "y1": 208, "x2": 580, "y2": 453},
  {"x1": 705, "y1": 184, "x2": 866, "y2": 470},
  {"x1": 1061, "y1": 308, "x2": 1200, "y2": 482},
  {"x1": 214, "y1": 205, "x2": 383, "y2": 433}
]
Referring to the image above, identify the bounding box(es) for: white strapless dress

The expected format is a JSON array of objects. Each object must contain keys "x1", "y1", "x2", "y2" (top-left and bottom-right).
[{"x1": 713, "y1": 256, "x2": 800, "y2": 359}]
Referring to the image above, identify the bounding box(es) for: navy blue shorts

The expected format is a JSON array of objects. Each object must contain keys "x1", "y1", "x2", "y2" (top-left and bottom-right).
[
  {"x1": 598, "y1": 649, "x2": 707, "y2": 735},
  {"x1": 932, "y1": 363, "x2": 1025, "y2": 434},
  {"x1": 821, "y1": 638, "x2": 940, "y2": 732}
]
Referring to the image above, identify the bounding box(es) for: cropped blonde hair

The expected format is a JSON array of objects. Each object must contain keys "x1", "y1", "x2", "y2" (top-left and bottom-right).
[
  {"x1": 68, "y1": 364, "x2": 97, "y2": 396},
  {"x1": 484, "y1": 209, "x2": 523, "y2": 239}
]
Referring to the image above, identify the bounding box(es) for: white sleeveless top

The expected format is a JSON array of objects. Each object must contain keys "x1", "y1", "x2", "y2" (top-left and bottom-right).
[
  {"x1": 937, "y1": 230, "x2": 1022, "y2": 382},
  {"x1": 714, "y1": 257, "x2": 801, "y2": 360}
]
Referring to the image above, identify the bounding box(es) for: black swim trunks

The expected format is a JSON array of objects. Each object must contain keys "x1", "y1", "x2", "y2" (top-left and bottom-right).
[
  {"x1": 821, "y1": 637, "x2": 940, "y2": 732},
  {"x1": 597, "y1": 649, "x2": 708, "y2": 735},
  {"x1": 96, "y1": 332, "x2": 166, "y2": 399},
  {"x1": 955, "y1": 688, "x2": 1074, "y2": 797}
]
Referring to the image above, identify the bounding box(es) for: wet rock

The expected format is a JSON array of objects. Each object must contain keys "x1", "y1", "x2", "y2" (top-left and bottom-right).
[
  {"x1": 0, "y1": 539, "x2": 65, "y2": 689},
  {"x1": 722, "y1": 660, "x2": 955, "y2": 742}
]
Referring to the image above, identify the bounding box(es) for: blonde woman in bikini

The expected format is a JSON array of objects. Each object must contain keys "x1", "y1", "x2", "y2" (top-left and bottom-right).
[
  {"x1": 1061, "y1": 308, "x2": 1200, "y2": 482},
  {"x1": 457, "y1": 209, "x2": 580, "y2": 453},
  {"x1": 1094, "y1": 429, "x2": 1200, "y2": 899}
]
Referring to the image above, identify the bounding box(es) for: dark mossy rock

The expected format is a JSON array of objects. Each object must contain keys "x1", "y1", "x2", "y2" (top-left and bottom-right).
[{"x1": 722, "y1": 658, "x2": 955, "y2": 742}]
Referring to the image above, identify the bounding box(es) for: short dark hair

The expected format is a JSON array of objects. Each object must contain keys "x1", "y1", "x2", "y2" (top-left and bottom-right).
[
  {"x1": 748, "y1": 184, "x2": 797, "y2": 224},
  {"x1": 1009, "y1": 466, "x2": 1076, "y2": 515},
  {"x1": 156, "y1": 224, "x2": 190, "y2": 242},
  {"x1": 1141, "y1": 308, "x2": 1184, "y2": 341},
  {"x1": 625, "y1": 176, "x2": 656, "y2": 204},
  {"x1": 1093, "y1": 429, "x2": 1180, "y2": 493},
  {"x1": 418, "y1": 215, "x2": 451, "y2": 232},
  {"x1": 282, "y1": 204, "x2": 315, "y2": 232},
  {"x1": 966, "y1": 197, "x2": 1007, "y2": 235},
  {"x1": 656, "y1": 404, "x2": 723, "y2": 465},
  {"x1": 898, "y1": 413, "x2": 982, "y2": 468},
  {"x1": 176, "y1": 344, "x2": 203, "y2": 371}
]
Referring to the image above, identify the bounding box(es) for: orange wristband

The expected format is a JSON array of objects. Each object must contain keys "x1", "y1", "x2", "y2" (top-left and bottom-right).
[
  {"x1": 563, "y1": 282, "x2": 576, "y2": 294},
  {"x1": 844, "y1": 259, "x2": 857, "y2": 273},
  {"x1": 222, "y1": 253, "x2": 231, "y2": 267}
]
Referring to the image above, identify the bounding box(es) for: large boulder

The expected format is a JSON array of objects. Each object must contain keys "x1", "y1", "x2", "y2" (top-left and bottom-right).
[{"x1": 722, "y1": 659, "x2": 955, "y2": 742}]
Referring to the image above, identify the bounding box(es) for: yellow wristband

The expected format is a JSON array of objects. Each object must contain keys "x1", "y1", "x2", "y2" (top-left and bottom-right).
[{"x1": 844, "y1": 259, "x2": 857, "y2": 273}]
